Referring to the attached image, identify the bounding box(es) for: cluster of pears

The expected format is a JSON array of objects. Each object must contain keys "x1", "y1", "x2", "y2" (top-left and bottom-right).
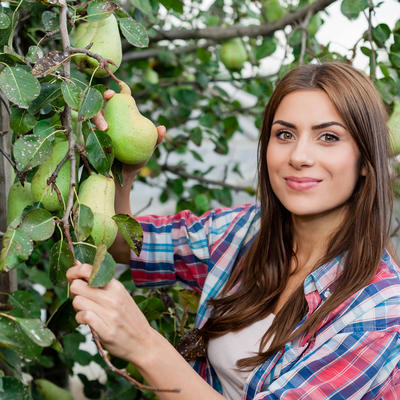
[{"x1": 71, "y1": 14, "x2": 122, "y2": 78}]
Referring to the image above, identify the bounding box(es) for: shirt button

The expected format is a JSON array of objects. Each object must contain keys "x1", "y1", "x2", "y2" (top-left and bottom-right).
[{"x1": 324, "y1": 289, "x2": 331, "y2": 298}]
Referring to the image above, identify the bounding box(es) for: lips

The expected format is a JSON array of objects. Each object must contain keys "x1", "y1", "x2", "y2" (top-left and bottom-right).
[{"x1": 285, "y1": 176, "x2": 322, "y2": 190}]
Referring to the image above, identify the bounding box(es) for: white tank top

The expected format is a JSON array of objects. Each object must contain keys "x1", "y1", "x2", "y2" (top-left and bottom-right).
[{"x1": 207, "y1": 314, "x2": 275, "y2": 400}]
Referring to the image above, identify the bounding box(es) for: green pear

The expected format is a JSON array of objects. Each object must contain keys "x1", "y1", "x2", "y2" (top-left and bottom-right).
[
  {"x1": 31, "y1": 141, "x2": 70, "y2": 212},
  {"x1": 388, "y1": 99, "x2": 400, "y2": 155},
  {"x1": 220, "y1": 38, "x2": 248, "y2": 71},
  {"x1": 78, "y1": 173, "x2": 118, "y2": 248},
  {"x1": 7, "y1": 181, "x2": 33, "y2": 225},
  {"x1": 103, "y1": 81, "x2": 158, "y2": 164},
  {"x1": 261, "y1": 0, "x2": 286, "y2": 22},
  {"x1": 71, "y1": 14, "x2": 122, "y2": 78},
  {"x1": 35, "y1": 379, "x2": 73, "y2": 400},
  {"x1": 144, "y1": 67, "x2": 159, "y2": 85}
]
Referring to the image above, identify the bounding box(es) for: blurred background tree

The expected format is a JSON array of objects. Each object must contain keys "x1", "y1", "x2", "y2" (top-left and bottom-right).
[{"x1": 0, "y1": 0, "x2": 399, "y2": 398}]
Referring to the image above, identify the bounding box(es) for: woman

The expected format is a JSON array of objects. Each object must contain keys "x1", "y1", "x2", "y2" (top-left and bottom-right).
[{"x1": 67, "y1": 62, "x2": 400, "y2": 399}]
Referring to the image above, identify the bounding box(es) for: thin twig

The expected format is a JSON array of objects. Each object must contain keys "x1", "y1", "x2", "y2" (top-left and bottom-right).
[
  {"x1": 59, "y1": 3, "x2": 76, "y2": 256},
  {"x1": 90, "y1": 328, "x2": 180, "y2": 393},
  {"x1": 47, "y1": 151, "x2": 69, "y2": 206},
  {"x1": 364, "y1": 0, "x2": 376, "y2": 79},
  {"x1": 75, "y1": 144, "x2": 92, "y2": 174},
  {"x1": 299, "y1": 10, "x2": 312, "y2": 65}
]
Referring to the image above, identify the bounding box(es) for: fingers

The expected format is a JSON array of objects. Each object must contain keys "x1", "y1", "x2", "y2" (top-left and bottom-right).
[
  {"x1": 156, "y1": 125, "x2": 166, "y2": 146},
  {"x1": 92, "y1": 110, "x2": 108, "y2": 131},
  {"x1": 104, "y1": 89, "x2": 115, "y2": 100},
  {"x1": 66, "y1": 262, "x2": 92, "y2": 283}
]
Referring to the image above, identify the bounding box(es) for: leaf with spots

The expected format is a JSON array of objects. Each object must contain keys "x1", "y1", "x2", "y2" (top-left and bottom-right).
[
  {"x1": 118, "y1": 17, "x2": 148, "y2": 48},
  {"x1": 49, "y1": 240, "x2": 74, "y2": 285},
  {"x1": 13, "y1": 133, "x2": 53, "y2": 172},
  {"x1": 32, "y1": 51, "x2": 71, "y2": 78},
  {"x1": 19, "y1": 208, "x2": 55, "y2": 242},
  {"x1": 15, "y1": 318, "x2": 56, "y2": 347},
  {"x1": 0, "y1": 65, "x2": 40, "y2": 108},
  {"x1": 112, "y1": 214, "x2": 143, "y2": 256},
  {"x1": 0, "y1": 227, "x2": 33, "y2": 272},
  {"x1": 86, "y1": 130, "x2": 114, "y2": 174}
]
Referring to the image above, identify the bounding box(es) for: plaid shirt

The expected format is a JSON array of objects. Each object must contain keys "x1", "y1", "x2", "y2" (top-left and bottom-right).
[{"x1": 130, "y1": 203, "x2": 400, "y2": 399}]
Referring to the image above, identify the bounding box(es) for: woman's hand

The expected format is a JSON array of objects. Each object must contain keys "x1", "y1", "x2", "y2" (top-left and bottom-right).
[
  {"x1": 67, "y1": 262, "x2": 155, "y2": 365},
  {"x1": 92, "y1": 89, "x2": 166, "y2": 182}
]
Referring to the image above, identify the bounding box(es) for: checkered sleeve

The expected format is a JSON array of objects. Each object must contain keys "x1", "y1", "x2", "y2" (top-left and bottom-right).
[{"x1": 129, "y1": 205, "x2": 250, "y2": 292}]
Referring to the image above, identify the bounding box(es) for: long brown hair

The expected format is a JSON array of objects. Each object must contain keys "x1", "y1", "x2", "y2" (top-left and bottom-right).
[{"x1": 201, "y1": 62, "x2": 392, "y2": 369}]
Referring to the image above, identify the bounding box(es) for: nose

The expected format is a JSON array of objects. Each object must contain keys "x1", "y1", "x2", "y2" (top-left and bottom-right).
[{"x1": 288, "y1": 136, "x2": 314, "y2": 169}]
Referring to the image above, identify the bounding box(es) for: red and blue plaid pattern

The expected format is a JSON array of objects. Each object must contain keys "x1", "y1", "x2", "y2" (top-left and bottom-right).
[{"x1": 130, "y1": 203, "x2": 400, "y2": 398}]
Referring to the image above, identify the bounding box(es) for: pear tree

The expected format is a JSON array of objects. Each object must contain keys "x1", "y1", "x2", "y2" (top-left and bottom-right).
[{"x1": 0, "y1": 0, "x2": 399, "y2": 398}]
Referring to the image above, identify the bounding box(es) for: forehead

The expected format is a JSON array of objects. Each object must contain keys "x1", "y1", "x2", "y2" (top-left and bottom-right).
[{"x1": 273, "y1": 89, "x2": 345, "y2": 126}]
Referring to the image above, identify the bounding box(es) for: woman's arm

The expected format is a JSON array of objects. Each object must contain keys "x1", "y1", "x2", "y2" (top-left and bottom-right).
[{"x1": 67, "y1": 262, "x2": 225, "y2": 400}]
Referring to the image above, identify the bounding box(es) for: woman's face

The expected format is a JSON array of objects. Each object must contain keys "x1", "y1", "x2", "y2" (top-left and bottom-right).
[{"x1": 266, "y1": 89, "x2": 363, "y2": 218}]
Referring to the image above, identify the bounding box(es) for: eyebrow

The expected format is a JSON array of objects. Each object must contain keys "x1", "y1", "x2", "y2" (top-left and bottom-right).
[{"x1": 272, "y1": 120, "x2": 346, "y2": 130}]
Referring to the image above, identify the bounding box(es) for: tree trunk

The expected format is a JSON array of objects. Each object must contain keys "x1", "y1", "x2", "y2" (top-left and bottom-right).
[{"x1": 0, "y1": 99, "x2": 17, "y2": 303}]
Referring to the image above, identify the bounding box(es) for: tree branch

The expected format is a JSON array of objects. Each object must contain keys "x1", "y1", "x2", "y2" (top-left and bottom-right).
[
  {"x1": 365, "y1": 0, "x2": 376, "y2": 79},
  {"x1": 59, "y1": 3, "x2": 76, "y2": 255},
  {"x1": 123, "y1": 40, "x2": 216, "y2": 62},
  {"x1": 149, "y1": 0, "x2": 337, "y2": 42},
  {"x1": 163, "y1": 164, "x2": 256, "y2": 194}
]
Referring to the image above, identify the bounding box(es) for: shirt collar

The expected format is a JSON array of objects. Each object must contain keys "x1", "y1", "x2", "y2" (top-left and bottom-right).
[{"x1": 303, "y1": 254, "x2": 344, "y2": 297}]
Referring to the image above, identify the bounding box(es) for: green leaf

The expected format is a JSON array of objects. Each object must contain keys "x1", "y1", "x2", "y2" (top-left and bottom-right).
[
  {"x1": 15, "y1": 317, "x2": 55, "y2": 347},
  {"x1": 159, "y1": 0, "x2": 184, "y2": 13},
  {"x1": 41, "y1": 11, "x2": 58, "y2": 32},
  {"x1": 10, "y1": 107, "x2": 37, "y2": 134},
  {"x1": 28, "y1": 83, "x2": 61, "y2": 115},
  {"x1": 20, "y1": 208, "x2": 55, "y2": 241},
  {"x1": 112, "y1": 214, "x2": 143, "y2": 256},
  {"x1": 87, "y1": 0, "x2": 117, "y2": 22},
  {"x1": 373, "y1": 23, "x2": 391, "y2": 44},
  {"x1": 73, "y1": 204, "x2": 94, "y2": 242},
  {"x1": 79, "y1": 87, "x2": 103, "y2": 120},
  {"x1": 0, "y1": 316, "x2": 41, "y2": 360},
  {"x1": 0, "y1": 377, "x2": 29, "y2": 400},
  {"x1": 212, "y1": 187, "x2": 232, "y2": 207},
  {"x1": 130, "y1": 0, "x2": 153, "y2": 15},
  {"x1": 89, "y1": 244, "x2": 107, "y2": 285},
  {"x1": 0, "y1": 227, "x2": 33, "y2": 271},
  {"x1": 194, "y1": 193, "x2": 210, "y2": 212},
  {"x1": 8, "y1": 290, "x2": 42, "y2": 319},
  {"x1": 189, "y1": 127, "x2": 202, "y2": 146},
  {"x1": 255, "y1": 36, "x2": 277, "y2": 60},
  {"x1": 35, "y1": 379, "x2": 73, "y2": 400},
  {"x1": 74, "y1": 243, "x2": 116, "y2": 287},
  {"x1": 33, "y1": 120, "x2": 55, "y2": 138},
  {"x1": 13, "y1": 133, "x2": 52, "y2": 171},
  {"x1": 199, "y1": 113, "x2": 216, "y2": 128},
  {"x1": 340, "y1": 0, "x2": 368, "y2": 19},
  {"x1": 390, "y1": 51, "x2": 400, "y2": 68},
  {"x1": 61, "y1": 82, "x2": 83, "y2": 110},
  {"x1": 118, "y1": 17, "x2": 149, "y2": 48},
  {"x1": 0, "y1": 65, "x2": 40, "y2": 108},
  {"x1": 89, "y1": 248, "x2": 116, "y2": 287},
  {"x1": 49, "y1": 240, "x2": 74, "y2": 285},
  {"x1": 86, "y1": 130, "x2": 114, "y2": 174},
  {"x1": 223, "y1": 115, "x2": 239, "y2": 137},
  {"x1": 175, "y1": 88, "x2": 198, "y2": 107},
  {"x1": 0, "y1": 12, "x2": 11, "y2": 29}
]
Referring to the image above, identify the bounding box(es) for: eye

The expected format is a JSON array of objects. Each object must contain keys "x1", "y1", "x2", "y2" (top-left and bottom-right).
[
  {"x1": 276, "y1": 130, "x2": 294, "y2": 140},
  {"x1": 320, "y1": 133, "x2": 339, "y2": 143}
]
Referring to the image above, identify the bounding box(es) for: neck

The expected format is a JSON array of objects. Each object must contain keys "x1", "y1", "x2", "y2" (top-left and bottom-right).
[{"x1": 291, "y1": 205, "x2": 348, "y2": 273}]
